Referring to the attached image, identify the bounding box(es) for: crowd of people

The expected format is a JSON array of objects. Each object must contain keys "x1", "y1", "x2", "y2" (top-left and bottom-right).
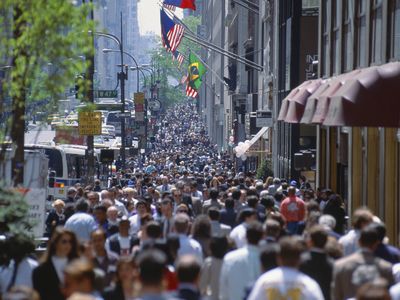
[{"x1": 1, "y1": 102, "x2": 400, "y2": 300}]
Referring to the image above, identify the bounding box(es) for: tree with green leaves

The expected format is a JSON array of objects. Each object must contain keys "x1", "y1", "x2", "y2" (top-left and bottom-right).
[
  {"x1": 150, "y1": 15, "x2": 200, "y2": 108},
  {"x1": 0, "y1": 1, "x2": 94, "y2": 185}
]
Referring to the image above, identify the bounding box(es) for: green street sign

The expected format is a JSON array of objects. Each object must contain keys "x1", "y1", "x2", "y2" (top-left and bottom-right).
[{"x1": 94, "y1": 90, "x2": 118, "y2": 98}]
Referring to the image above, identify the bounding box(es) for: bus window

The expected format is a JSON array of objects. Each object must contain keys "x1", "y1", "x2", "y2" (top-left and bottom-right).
[{"x1": 44, "y1": 149, "x2": 63, "y2": 177}]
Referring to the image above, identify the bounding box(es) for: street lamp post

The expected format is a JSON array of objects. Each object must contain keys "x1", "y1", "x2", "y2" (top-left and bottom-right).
[
  {"x1": 103, "y1": 49, "x2": 140, "y2": 93},
  {"x1": 91, "y1": 21, "x2": 127, "y2": 170}
]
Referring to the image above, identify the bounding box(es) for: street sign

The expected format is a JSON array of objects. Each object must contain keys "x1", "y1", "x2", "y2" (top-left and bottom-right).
[
  {"x1": 134, "y1": 92, "x2": 145, "y2": 104},
  {"x1": 94, "y1": 90, "x2": 118, "y2": 98},
  {"x1": 78, "y1": 111, "x2": 102, "y2": 135},
  {"x1": 148, "y1": 99, "x2": 161, "y2": 112}
]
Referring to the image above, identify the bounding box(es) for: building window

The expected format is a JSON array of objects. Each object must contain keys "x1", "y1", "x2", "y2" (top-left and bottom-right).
[
  {"x1": 342, "y1": 1, "x2": 353, "y2": 71},
  {"x1": 356, "y1": 0, "x2": 367, "y2": 67},
  {"x1": 371, "y1": 0, "x2": 383, "y2": 63},
  {"x1": 321, "y1": 0, "x2": 329, "y2": 76},
  {"x1": 332, "y1": 0, "x2": 341, "y2": 74},
  {"x1": 391, "y1": 0, "x2": 400, "y2": 59}
]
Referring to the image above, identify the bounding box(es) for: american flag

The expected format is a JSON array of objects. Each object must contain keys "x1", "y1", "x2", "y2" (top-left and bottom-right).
[
  {"x1": 160, "y1": 10, "x2": 184, "y2": 53},
  {"x1": 173, "y1": 51, "x2": 185, "y2": 68},
  {"x1": 186, "y1": 83, "x2": 198, "y2": 98},
  {"x1": 163, "y1": 4, "x2": 176, "y2": 11}
]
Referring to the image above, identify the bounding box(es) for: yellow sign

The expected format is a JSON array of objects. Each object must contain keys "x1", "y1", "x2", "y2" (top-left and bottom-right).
[
  {"x1": 134, "y1": 92, "x2": 145, "y2": 105},
  {"x1": 78, "y1": 112, "x2": 102, "y2": 135}
]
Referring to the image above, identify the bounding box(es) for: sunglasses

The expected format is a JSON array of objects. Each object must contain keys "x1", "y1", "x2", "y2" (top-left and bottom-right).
[{"x1": 178, "y1": 210, "x2": 188, "y2": 213}]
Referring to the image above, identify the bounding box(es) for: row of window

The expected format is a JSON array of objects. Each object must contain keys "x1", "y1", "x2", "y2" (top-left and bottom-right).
[{"x1": 321, "y1": 0, "x2": 400, "y2": 77}]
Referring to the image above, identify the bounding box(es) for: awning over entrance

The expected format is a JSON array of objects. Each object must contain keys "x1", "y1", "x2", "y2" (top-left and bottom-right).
[
  {"x1": 278, "y1": 61, "x2": 400, "y2": 127},
  {"x1": 277, "y1": 79, "x2": 322, "y2": 123},
  {"x1": 323, "y1": 62, "x2": 400, "y2": 127},
  {"x1": 234, "y1": 127, "x2": 269, "y2": 158}
]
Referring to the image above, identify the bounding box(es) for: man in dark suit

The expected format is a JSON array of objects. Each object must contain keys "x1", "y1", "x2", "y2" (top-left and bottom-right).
[
  {"x1": 373, "y1": 222, "x2": 400, "y2": 264},
  {"x1": 174, "y1": 255, "x2": 204, "y2": 300},
  {"x1": 219, "y1": 198, "x2": 237, "y2": 228},
  {"x1": 300, "y1": 225, "x2": 334, "y2": 300}
]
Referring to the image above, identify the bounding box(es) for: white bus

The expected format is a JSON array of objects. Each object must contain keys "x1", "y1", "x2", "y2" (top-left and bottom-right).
[{"x1": 24, "y1": 144, "x2": 89, "y2": 199}]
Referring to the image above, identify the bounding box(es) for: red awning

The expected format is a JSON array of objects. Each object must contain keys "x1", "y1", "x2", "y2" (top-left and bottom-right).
[
  {"x1": 311, "y1": 69, "x2": 363, "y2": 124},
  {"x1": 277, "y1": 79, "x2": 322, "y2": 123},
  {"x1": 301, "y1": 79, "x2": 331, "y2": 124},
  {"x1": 323, "y1": 62, "x2": 400, "y2": 127}
]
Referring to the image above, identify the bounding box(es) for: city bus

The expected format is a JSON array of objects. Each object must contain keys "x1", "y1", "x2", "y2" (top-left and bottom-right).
[{"x1": 24, "y1": 144, "x2": 89, "y2": 199}]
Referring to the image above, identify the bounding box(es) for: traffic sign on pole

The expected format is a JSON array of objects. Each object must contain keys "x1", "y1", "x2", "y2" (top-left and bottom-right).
[
  {"x1": 94, "y1": 90, "x2": 118, "y2": 98},
  {"x1": 78, "y1": 111, "x2": 102, "y2": 135}
]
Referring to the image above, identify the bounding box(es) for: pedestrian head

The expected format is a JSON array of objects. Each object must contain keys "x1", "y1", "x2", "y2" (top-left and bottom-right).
[
  {"x1": 208, "y1": 207, "x2": 220, "y2": 221},
  {"x1": 287, "y1": 186, "x2": 296, "y2": 196},
  {"x1": 359, "y1": 223, "x2": 380, "y2": 250},
  {"x1": 145, "y1": 221, "x2": 163, "y2": 239},
  {"x1": 116, "y1": 255, "x2": 138, "y2": 286},
  {"x1": 319, "y1": 214, "x2": 336, "y2": 231},
  {"x1": 306, "y1": 225, "x2": 328, "y2": 249},
  {"x1": 62, "y1": 259, "x2": 96, "y2": 298},
  {"x1": 90, "y1": 229, "x2": 107, "y2": 253},
  {"x1": 246, "y1": 221, "x2": 264, "y2": 245},
  {"x1": 176, "y1": 255, "x2": 202, "y2": 285},
  {"x1": 209, "y1": 188, "x2": 219, "y2": 200},
  {"x1": 118, "y1": 216, "x2": 131, "y2": 237},
  {"x1": 174, "y1": 213, "x2": 190, "y2": 235},
  {"x1": 42, "y1": 227, "x2": 79, "y2": 263},
  {"x1": 136, "y1": 249, "x2": 167, "y2": 288},
  {"x1": 192, "y1": 215, "x2": 211, "y2": 240},
  {"x1": 238, "y1": 208, "x2": 257, "y2": 224},
  {"x1": 264, "y1": 219, "x2": 281, "y2": 240},
  {"x1": 260, "y1": 243, "x2": 280, "y2": 272},
  {"x1": 278, "y1": 236, "x2": 306, "y2": 268},
  {"x1": 210, "y1": 236, "x2": 228, "y2": 259},
  {"x1": 352, "y1": 208, "x2": 374, "y2": 230},
  {"x1": 75, "y1": 198, "x2": 89, "y2": 213}
]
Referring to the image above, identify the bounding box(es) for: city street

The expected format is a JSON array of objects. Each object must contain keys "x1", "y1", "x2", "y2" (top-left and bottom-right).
[{"x1": 0, "y1": 1, "x2": 400, "y2": 300}]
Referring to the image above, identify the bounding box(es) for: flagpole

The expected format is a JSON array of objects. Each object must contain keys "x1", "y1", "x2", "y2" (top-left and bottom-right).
[
  {"x1": 159, "y1": 5, "x2": 263, "y2": 71},
  {"x1": 190, "y1": 51, "x2": 229, "y2": 88},
  {"x1": 183, "y1": 32, "x2": 263, "y2": 71}
]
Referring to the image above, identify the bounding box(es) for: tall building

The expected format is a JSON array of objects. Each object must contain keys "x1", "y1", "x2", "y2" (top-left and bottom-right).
[{"x1": 94, "y1": 0, "x2": 140, "y2": 100}]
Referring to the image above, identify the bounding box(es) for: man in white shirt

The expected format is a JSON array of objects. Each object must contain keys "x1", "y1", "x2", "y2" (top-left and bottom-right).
[
  {"x1": 65, "y1": 199, "x2": 98, "y2": 243},
  {"x1": 219, "y1": 221, "x2": 263, "y2": 300},
  {"x1": 174, "y1": 213, "x2": 203, "y2": 263},
  {"x1": 129, "y1": 200, "x2": 148, "y2": 235},
  {"x1": 229, "y1": 208, "x2": 258, "y2": 248},
  {"x1": 248, "y1": 236, "x2": 324, "y2": 300}
]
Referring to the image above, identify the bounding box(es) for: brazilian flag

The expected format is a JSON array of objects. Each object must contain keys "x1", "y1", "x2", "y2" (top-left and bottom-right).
[{"x1": 188, "y1": 53, "x2": 206, "y2": 90}]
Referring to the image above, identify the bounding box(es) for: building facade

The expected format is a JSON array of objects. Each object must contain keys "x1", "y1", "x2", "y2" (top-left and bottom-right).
[
  {"x1": 94, "y1": 0, "x2": 140, "y2": 99},
  {"x1": 316, "y1": 0, "x2": 400, "y2": 243}
]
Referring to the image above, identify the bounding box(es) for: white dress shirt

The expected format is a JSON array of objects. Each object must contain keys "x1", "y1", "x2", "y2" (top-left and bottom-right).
[
  {"x1": 229, "y1": 223, "x2": 247, "y2": 248},
  {"x1": 219, "y1": 245, "x2": 261, "y2": 300},
  {"x1": 338, "y1": 229, "x2": 360, "y2": 257}
]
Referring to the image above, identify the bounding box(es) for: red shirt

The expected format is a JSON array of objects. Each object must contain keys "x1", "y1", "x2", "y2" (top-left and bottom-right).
[{"x1": 280, "y1": 196, "x2": 305, "y2": 222}]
